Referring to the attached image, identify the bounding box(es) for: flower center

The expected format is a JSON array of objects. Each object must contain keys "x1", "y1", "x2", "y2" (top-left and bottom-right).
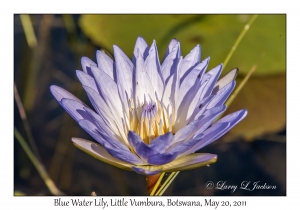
[
  {"x1": 138, "y1": 102, "x2": 161, "y2": 144},
  {"x1": 127, "y1": 96, "x2": 174, "y2": 145}
]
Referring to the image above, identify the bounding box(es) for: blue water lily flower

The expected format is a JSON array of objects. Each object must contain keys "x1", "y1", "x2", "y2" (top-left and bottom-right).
[{"x1": 50, "y1": 37, "x2": 247, "y2": 175}]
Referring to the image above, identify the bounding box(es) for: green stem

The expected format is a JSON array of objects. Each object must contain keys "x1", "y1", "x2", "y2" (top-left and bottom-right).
[
  {"x1": 149, "y1": 172, "x2": 165, "y2": 196},
  {"x1": 225, "y1": 53, "x2": 264, "y2": 108},
  {"x1": 20, "y1": 14, "x2": 37, "y2": 48},
  {"x1": 14, "y1": 127, "x2": 65, "y2": 195},
  {"x1": 14, "y1": 83, "x2": 42, "y2": 161},
  {"x1": 155, "y1": 172, "x2": 180, "y2": 196},
  {"x1": 223, "y1": 15, "x2": 258, "y2": 69}
]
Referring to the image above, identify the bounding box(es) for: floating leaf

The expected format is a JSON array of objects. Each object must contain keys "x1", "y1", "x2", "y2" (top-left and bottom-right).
[
  {"x1": 223, "y1": 74, "x2": 286, "y2": 141},
  {"x1": 79, "y1": 14, "x2": 285, "y2": 75}
]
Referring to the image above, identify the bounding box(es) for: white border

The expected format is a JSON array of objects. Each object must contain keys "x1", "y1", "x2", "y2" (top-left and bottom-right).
[{"x1": 3, "y1": 1, "x2": 298, "y2": 209}]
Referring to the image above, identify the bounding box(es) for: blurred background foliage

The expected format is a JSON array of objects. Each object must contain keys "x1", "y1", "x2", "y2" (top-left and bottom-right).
[{"x1": 14, "y1": 14, "x2": 286, "y2": 196}]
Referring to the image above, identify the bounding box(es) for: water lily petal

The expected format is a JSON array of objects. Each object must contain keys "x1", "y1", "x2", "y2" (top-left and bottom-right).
[
  {"x1": 178, "y1": 58, "x2": 209, "y2": 99},
  {"x1": 149, "y1": 132, "x2": 174, "y2": 153},
  {"x1": 90, "y1": 65, "x2": 124, "y2": 121},
  {"x1": 178, "y1": 57, "x2": 209, "y2": 100},
  {"x1": 161, "y1": 42, "x2": 181, "y2": 83},
  {"x1": 147, "y1": 153, "x2": 178, "y2": 165},
  {"x1": 206, "y1": 81, "x2": 236, "y2": 109},
  {"x1": 132, "y1": 165, "x2": 162, "y2": 175},
  {"x1": 216, "y1": 108, "x2": 248, "y2": 125},
  {"x1": 187, "y1": 95, "x2": 215, "y2": 123},
  {"x1": 60, "y1": 98, "x2": 93, "y2": 123},
  {"x1": 50, "y1": 85, "x2": 81, "y2": 103},
  {"x1": 133, "y1": 36, "x2": 149, "y2": 64},
  {"x1": 185, "y1": 79, "x2": 209, "y2": 121},
  {"x1": 162, "y1": 153, "x2": 217, "y2": 172},
  {"x1": 200, "y1": 64, "x2": 223, "y2": 100},
  {"x1": 179, "y1": 44, "x2": 201, "y2": 82},
  {"x1": 173, "y1": 105, "x2": 226, "y2": 144},
  {"x1": 81, "y1": 56, "x2": 97, "y2": 77},
  {"x1": 113, "y1": 45, "x2": 134, "y2": 106},
  {"x1": 83, "y1": 106, "x2": 116, "y2": 137},
  {"x1": 166, "y1": 134, "x2": 203, "y2": 155},
  {"x1": 179, "y1": 122, "x2": 230, "y2": 157},
  {"x1": 82, "y1": 85, "x2": 122, "y2": 129},
  {"x1": 127, "y1": 131, "x2": 152, "y2": 161},
  {"x1": 132, "y1": 153, "x2": 217, "y2": 174},
  {"x1": 162, "y1": 38, "x2": 180, "y2": 63},
  {"x1": 174, "y1": 59, "x2": 210, "y2": 129},
  {"x1": 104, "y1": 141, "x2": 145, "y2": 165},
  {"x1": 78, "y1": 119, "x2": 129, "y2": 150},
  {"x1": 76, "y1": 70, "x2": 100, "y2": 94},
  {"x1": 128, "y1": 131, "x2": 174, "y2": 162},
  {"x1": 72, "y1": 138, "x2": 134, "y2": 171},
  {"x1": 134, "y1": 51, "x2": 155, "y2": 115},
  {"x1": 96, "y1": 50, "x2": 115, "y2": 81},
  {"x1": 145, "y1": 41, "x2": 164, "y2": 99},
  {"x1": 213, "y1": 68, "x2": 238, "y2": 94}
]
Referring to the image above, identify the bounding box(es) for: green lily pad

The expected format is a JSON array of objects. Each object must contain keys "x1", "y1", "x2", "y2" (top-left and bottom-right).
[
  {"x1": 223, "y1": 74, "x2": 286, "y2": 140},
  {"x1": 79, "y1": 14, "x2": 285, "y2": 76}
]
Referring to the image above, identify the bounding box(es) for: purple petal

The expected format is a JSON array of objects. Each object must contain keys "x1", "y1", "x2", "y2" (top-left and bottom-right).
[
  {"x1": 145, "y1": 41, "x2": 164, "y2": 99},
  {"x1": 77, "y1": 119, "x2": 106, "y2": 145},
  {"x1": 179, "y1": 57, "x2": 209, "y2": 93},
  {"x1": 162, "y1": 38, "x2": 181, "y2": 63},
  {"x1": 200, "y1": 64, "x2": 223, "y2": 100},
  {"x1": 194, "y1": 105, "x2": 226, "y2": 136},
  {"x1": 216, "y1": 109, "x2": 248, "y2": 125},
  {"x1": 83, "y1": 106, "x2": 115, "y2": 136},
  {"x1": 132, "y1": 36, "x2": 149, "y2": 64},
  {"x1": 134, "y1": 51, "x2": 155, "y2": 111},
  {"x1": 162, "y1": 153, "x2": 217, "y2": 172},
  {"x1": 90, "y1": 65, "x2": 124, "y2": 120},
  {"x1": 78, "y1": 119, "x2": 128, "y2": 150},
  {"x1": 147, "y1": 153, "x2": 178, "y2": 165},
  {"x1": 76, "y1": 70, "x2": 100, "y2": 94},
  {"x1": 206, "y1": 81, "x2": 236, "y2": 109},
  {"x1": 72, "y1": 138, "x2": 134, "y2": 170},
  {"x1": 162, "y1": 57, "x2": 182, "y2": 111},
  {"x1": 149, "y1": 132, "x2": 174, "y2": 153},
  {"x1": 166, "y1": 133, "x2": 202, "y2": 154},
  {"x1": 132, "y1": 167, "x2": 161, "y2": 175},
  {"x1": 177, "y1": 58, "x2": 209, "y2": 106},
  {"x1": 213, "y1": 68, "x2": 238, "y2": 94},
  {"x1": 96, "y1": 50, "x2": 115, "y2": 81},
  {"x1": 173, "y1": 119, "x2": 201, "y2": 143},
  {"x1": 50, "y1": 85, "x2": 80, "y2": 102},
  {"x1": 60, "y1": 98, "x2": 93, "y2": 123},
  {"x1": 127, "y1": 131, "x2": 152, "y2": 161},
  {"x1": 161, "y1": 42, "x2": 181, "y2": 83},
  {"x1": 186, "y1": 122, "x2": 230, "y2": 155},
  {"x1": 178, "y1": 109, "x2": 247, "y2": 157},
  {"x1": 174, "y1": 59, "x2": 210, "y2": 129},
  {"x1": 179, "y1": 44, "x2": 201, "y2": 82},
  {"x1": 81, "y1": 56, "x2": 97, "y2": 77},
  {"x1": 113, "y1": 45, "x2": 133, "y2": 115},
  {"x1": 128, "y1": 132, "x2": 174, "y2": 163},
  {"x1": 174, "y1": 105, "x2": 226, "y2": 143},
  {"x1": 82, "y1": 85, "x2": 122, "y2": 131},
  {"x1": 185, "y1": 79, "x2": 209, "y2": 121},
  {"x1": 104, "y1": 142, "x2": 144, "y2": 165},
  {"x1": 187, "y1": 95, "x2": 214, "y2": 123}
]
